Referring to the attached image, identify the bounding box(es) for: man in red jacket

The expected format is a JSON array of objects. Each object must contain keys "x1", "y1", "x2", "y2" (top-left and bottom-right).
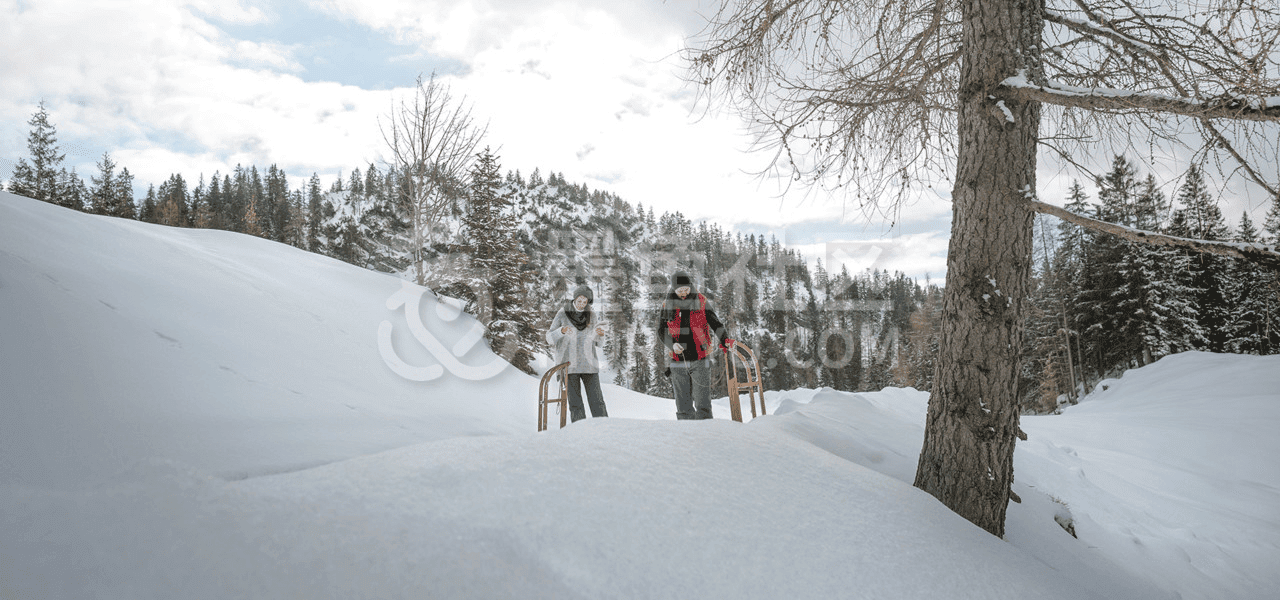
[{"x1": 658, "y1": 271, "x2": 734, "y2": 419}]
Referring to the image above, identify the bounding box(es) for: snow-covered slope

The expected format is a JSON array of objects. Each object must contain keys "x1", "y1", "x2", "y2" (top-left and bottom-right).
[
  {"x1": 0, "y1": 191, "x2": 538, "y2": 488},
  {"x1": 1016, "y1": 351, "x2": 1280, "y2": 600},
  {"x1": 2, "y1": 192, "x2": 1277, "y2": 599}
]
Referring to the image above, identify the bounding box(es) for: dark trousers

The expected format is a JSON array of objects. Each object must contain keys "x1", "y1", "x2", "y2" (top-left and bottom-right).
[
  {"x1": 567, "y1": 372, "x2": 608, "y2": 422},
  {"x1": 670, "y1": 359, "x2": 712, "y2": 420}
]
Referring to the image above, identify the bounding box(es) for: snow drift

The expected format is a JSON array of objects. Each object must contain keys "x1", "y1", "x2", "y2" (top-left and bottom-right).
[{"x1": 2, "y1": 191, "x2": 1277, "y2": 599}]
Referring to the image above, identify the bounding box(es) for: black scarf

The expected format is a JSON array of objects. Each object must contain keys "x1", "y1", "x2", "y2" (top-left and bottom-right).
[
  {"x1": 660, "y1": 291, "x2": 699, "y2": 325},
  {"x1": 565, "y1": 285, "x2": 593, "y2": 331},
  {"x1": 565, "y1": 302, "x2": 591, "y2": 331}
]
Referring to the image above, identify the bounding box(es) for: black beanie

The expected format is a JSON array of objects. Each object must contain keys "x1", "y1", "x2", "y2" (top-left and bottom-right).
[{"x1": 672, "y1": 271, "x2": 693, "y2": 288}]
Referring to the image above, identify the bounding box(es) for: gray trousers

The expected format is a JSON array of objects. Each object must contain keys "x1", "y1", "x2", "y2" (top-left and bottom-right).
[
  {"x1": 566, "y1": 372, "x2": 608, "y2": 422},
  {"x1": 670, "y1": 359, "x2": 712, "y2": 420}
]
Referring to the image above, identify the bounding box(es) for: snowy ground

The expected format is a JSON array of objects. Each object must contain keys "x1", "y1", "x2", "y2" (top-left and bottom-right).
[{"x1": 2, "y1": 192, "x2": 1277, "y2": 599}]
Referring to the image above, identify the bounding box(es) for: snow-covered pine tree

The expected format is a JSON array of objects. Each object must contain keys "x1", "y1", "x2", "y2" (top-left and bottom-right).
[
  {"x1": 8, "y1": 102, "x2": 65, "y2": 206},
  {"x1": 57, "y1": 167, "x2": 88, "y2": 212},
  {"x1": 603, "y1": 254, "x2": 638, "y2": 369},
  {"x1": 212, "y1": 173, "x2": 234, "y2": 230},
  {"x1": 1168, "y1": 164, "x2": 1232, "y2": 352},
  {"x1": 1262, "y1": 195, "x2": 1280, "y2": 353},
  {"x1": 1025, "y1": 224, "x2": 1069, "y2": 409},
  {"x1": 458, "y1": 147, "x2": 539, "y2": 375},
  {"x1": 1080, "y1": 156, "x2": 1140, "y2": 369},
  {"x1": 1225, "y1": 212, "x2": 1275, "y2": 354},
  {"x1": 156, "y1": 174, "x2": 189, "y2": 228},
  {"x1": 614, "y1": 334, "x2": 631, "y2": 387},
  {"x1": 266, "y1": 165, "x2": 291, "y2": 242},
  {"x1": 318, "y1": 189, "x2": 358, "y2": 262},
  {"x1": 1266, "y1": 194, "x2": 1280, "y2": 246},
  {"x1": 284, "y1": 189, "x2": 307, "y2": 249},
  {"x1": 139, "y1": 185, "x2": 158, "y2": 223},
  {"x1": 306, "y1": 174, "x2": 323, "y2": 252},
  {"x1": 191, "y1": 175, "x2": 214, "y2": 229},
  {"x1": 89, "y1": 152, "x2": 118, "y2": 216},
  {"x1": 1113, "y1": 176, "x2": 1203, "y2": 365},
  {"x1": 631, "y1": 328, "x2": 653, "y2": 394},
  {"x1": 112, "y1": 167, "x2": 136, "y2": 220}
]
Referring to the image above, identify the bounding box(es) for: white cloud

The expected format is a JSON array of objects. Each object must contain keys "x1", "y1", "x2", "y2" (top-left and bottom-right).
[
  {"x1": 0, "y1": 0, "x2": 397, "y2": 186},
  {"x1": 231, "y1": 39, "x2": 304, "y2": 72},
  {"x1": 184, "y1": 0, "x2": 270, "y2": 25},
  {"x1": 306, "y1": 0, "x2": 879, "y2": 226},
  {"x1": 15, "y1": 0, "x2": 1265, "y2": 258},
  {"x1": 0, "y1": 0, "x2": 955, "y2": 230}
]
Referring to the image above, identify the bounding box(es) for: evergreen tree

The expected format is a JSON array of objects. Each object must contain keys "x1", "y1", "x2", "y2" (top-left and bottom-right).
[
  {"x1": 1225, "y1": 212, "x2": 1277, "y2": 354},
  {"x1": 8, "y1": 101, "x2": 65, "y2": 205},
  {"x1": 457, "y1": 148, "x2": 540, "y2": 374},
  {"x1": 267, "y1": 165, "x2": 291, "y2": 241},
  {"x1": 243, "y1": 193, "x2": 266, "y2": 238},
  {"x1": 191, "y1": 175, "x2": 214, "y2": 229},
  {"x1": 1261, "y1": 195, "x2": 1280, "y2": 353},
  {"x1": 247, "y1": 167, "x2": 265, "y2": 234},
  {"x1": 1168, "y1": 164, "x2": 1232, "y2": 351},
  {"x1": 156, "y1": 174, "x2": 189, "y2": 227},
  {"x1": 284, "y1": 189, "x2": 308, "y2": 249},
  {"x1": 632, "y1": 328, "x2": 653, "y2": 394},
  {"x1": 1265, "y1": 194, "x2": 1280, "y2": 246},
  {"x1": 139, "y1": 185, "x2": 158, "y2": 223},
  {"x1": 214, "y1": 173, "x2": 235, "y2": 230},
  {"x1": 89, "y1": 152, "x2": 119, "y2": 216},
  {"x1": 1048, "y1": 182, "x2": 1090, "y2": 391},
  {"x1": 306, "y1": 173, "x2": 323, "y2": 252},
  {"x1": 112, "y1": 167, "x2": 137, "y2": 220},
  {"x1": 1112, "y1": 176, "x2": 1202, "y2": 365},
  {"x1": 57, "y1": 167, "x2": 89, "y2": 212}
]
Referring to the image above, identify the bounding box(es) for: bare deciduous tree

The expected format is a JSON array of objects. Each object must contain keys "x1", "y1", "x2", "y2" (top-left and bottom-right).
[
  {"x1": 687, "y1": 0, "x2": 1280, "y2": 537},
  {"x1": 381, "y1": 72, "x2": 488, "y2": 285}
]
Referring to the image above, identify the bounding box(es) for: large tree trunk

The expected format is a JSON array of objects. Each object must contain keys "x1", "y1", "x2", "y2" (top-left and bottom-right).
[{"x1": 913, "y1": 0, "x2": 1042, "y2": 538}]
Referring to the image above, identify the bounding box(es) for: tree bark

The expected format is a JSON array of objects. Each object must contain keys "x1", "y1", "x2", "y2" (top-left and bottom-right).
[{"x1": 914, "y1": 0, "x2": 1042, "y2": 538}]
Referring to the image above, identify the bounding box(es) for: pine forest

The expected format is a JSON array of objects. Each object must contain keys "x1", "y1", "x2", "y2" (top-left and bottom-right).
[{"x1": 7, "y1": 104, "x2": 1279, "y2": 414}]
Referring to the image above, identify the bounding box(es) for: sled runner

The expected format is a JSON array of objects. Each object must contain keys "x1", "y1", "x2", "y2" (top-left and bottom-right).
[
  {"x1": 724, "y1": 341, "x2": 766, "y2": 422},
  {"x1": 538, "y1": 362, "x2": 571, "y2": 431}
]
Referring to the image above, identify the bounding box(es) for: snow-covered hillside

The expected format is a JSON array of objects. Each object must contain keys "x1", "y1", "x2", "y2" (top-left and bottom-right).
[{"x1": 2, "y1": 191, "x2": 1277, "y2": 599}]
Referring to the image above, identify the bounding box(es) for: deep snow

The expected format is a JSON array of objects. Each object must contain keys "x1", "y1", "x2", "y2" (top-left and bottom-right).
[{"x1": 2, "y1": 191, "x2": 1277, "y2": 599}]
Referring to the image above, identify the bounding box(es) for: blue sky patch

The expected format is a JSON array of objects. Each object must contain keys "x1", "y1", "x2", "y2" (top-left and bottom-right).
[{"x1": 198, "y1": 2, "x2": 468, "y2": 90}]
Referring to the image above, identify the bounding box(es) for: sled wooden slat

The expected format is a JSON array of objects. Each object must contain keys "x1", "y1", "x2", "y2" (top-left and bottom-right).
[
  {"x1": 538, "y1": 362, "x2": 571, "y2": 431},
  {"x1": 724, "y1": 342, "x2": 765, "y2": 423}
]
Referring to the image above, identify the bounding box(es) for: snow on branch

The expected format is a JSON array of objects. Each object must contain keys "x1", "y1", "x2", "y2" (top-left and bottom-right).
[
  {"x1": 998, "y1": 74, "x2": 1280, "y2": 122},
  {"x1": 1043, "y1": 10, "x2": 1158, "y2": 56},
  {"x1": 1028, "y1": 198, "x2": 1280, "y2": 272}
]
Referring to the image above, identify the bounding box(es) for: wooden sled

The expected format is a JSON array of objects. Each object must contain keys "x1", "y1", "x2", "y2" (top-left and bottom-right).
[
  {"x1": 723, "y1": 341, "x2": 766, "y2": 422},
  {"x1": 538, "y1": 362, "x2": 571, "y2": 431}
]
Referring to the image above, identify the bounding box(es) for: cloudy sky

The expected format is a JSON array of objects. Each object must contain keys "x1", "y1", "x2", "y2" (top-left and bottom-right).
[{"x1": 1, "y1": 0, "x2": 1273, "y2": 281}]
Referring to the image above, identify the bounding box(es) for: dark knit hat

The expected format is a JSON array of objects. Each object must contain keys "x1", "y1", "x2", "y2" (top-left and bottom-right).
[
  {"x1": 571, "y1": 284, "x2": 594, "y2": 304},
  {"x1": 672, "y1": 271, "x2": 694, "y2": 289}
]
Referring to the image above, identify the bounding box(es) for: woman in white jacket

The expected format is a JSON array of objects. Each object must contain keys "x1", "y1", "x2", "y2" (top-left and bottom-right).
[{"x1": 546, "y1": 284, "x2": 608, "y2": 422}]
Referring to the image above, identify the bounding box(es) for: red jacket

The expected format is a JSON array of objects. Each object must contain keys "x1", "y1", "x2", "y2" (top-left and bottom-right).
[{"x1": 662, "y1": 294, "x2": 731, "y2": 361}]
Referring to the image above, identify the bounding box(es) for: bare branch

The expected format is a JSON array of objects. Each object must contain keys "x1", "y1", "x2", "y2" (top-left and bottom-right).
[
  {"x1": 1029, "y1": 197, "x2": 1280, "y2": 271},
  {"x1": 998, "y1": 76, "x2": 1280, "y2": 122},
  {"x1": 380, "y1": 73, "x2": 487, "y2": 285}
]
